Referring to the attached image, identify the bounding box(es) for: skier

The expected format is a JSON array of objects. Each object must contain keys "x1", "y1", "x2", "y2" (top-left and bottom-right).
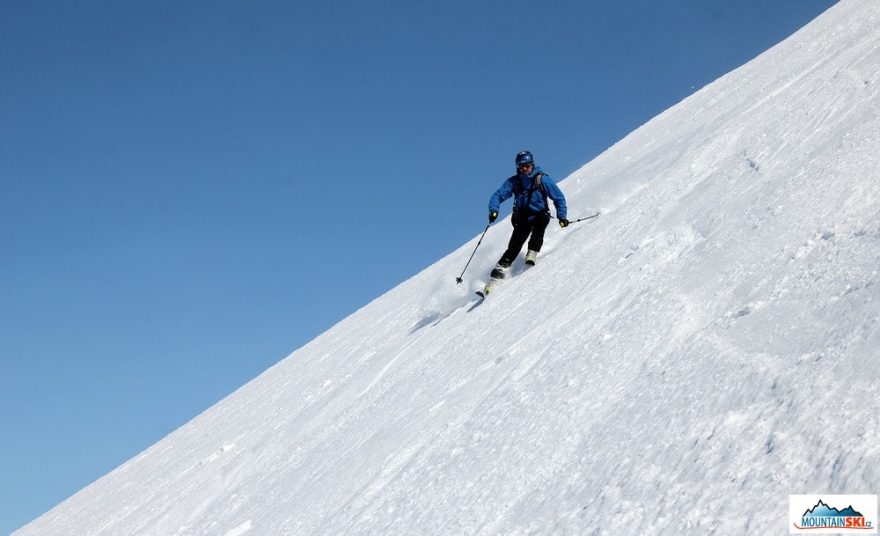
[{"x1": 483, "y1": 150, "x2": 568, "y2": 294}]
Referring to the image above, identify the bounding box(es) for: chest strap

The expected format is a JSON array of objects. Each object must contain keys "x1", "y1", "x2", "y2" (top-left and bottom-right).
[{"x1": 513, "y1": 173, "x2": 548, "y2": 212}]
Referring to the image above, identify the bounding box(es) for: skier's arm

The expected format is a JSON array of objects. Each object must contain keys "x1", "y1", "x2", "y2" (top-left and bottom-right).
[
  {"x1": 543, "y1": 177, "x2": 568, "y2": 220},
  {"x1": 488, "y1": 178, "x2": 515, "y2": 214}
]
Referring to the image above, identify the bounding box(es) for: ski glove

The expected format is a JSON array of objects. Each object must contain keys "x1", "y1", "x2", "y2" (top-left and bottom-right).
[
  {"x1": 558, "y1": 218, "x2": 570, "y2": 228},
  {"x1": 489, "y1": 211, "x2": 498, "y2": 223}
]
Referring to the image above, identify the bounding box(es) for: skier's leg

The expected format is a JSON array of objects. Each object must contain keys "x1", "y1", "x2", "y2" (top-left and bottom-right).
[
  {"x1": 498, "y1": 219, "x2": 532, "y2": 267},
  {"x1": 526, "y1": 213, "x2": 551, "y2": 252}
]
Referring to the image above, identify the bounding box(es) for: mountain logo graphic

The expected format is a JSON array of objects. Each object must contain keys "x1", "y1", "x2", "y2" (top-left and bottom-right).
[
  {"x1": 794, "y1": 499, "x2": 874, "y2": 531},
  {"x1": 803, "y1": 500, "x2": 864, "y2": 519}
]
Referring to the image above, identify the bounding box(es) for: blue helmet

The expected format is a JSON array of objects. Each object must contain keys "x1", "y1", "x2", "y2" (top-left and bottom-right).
[{"x1": 515, "y1": 150, "x2": 535, "y2": 167}]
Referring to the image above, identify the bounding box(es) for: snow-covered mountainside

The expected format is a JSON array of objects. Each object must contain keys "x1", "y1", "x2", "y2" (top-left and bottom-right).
[{"x1": 17, "y1": 1, "x2": 880, "y2": 534}]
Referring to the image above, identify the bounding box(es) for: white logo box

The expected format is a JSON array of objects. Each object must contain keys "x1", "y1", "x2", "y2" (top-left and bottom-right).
[{"x1": 790, "y1": 495, "x2": 878, "y2": 534}]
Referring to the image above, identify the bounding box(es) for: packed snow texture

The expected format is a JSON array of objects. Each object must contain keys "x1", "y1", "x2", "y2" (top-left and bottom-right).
[{"x1": 17, "y1": 1, "x2": 880, "y2": 534}]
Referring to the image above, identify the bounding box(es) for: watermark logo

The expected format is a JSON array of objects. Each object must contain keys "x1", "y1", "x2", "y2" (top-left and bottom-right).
[{"x1": 790, "y1": 495, "x2": 878, "y2": 533}]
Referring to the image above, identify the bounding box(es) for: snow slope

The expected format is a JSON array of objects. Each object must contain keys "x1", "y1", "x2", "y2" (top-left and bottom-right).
[{"x1": 17, "y1": 1, "x2": 880, "y2": 534}]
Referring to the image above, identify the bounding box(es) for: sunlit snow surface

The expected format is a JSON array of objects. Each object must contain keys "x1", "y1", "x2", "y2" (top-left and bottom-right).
[{"x1": 17, "y1": 1, "x2": 880, "y2": 534}]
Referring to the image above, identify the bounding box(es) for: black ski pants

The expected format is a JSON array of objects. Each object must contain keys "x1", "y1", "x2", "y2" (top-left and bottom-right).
[{"x1": 497, "y1": 211, "x2": 551, "y2": 267}]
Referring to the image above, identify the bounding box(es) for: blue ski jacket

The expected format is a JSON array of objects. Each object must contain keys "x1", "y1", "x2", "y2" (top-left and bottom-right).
[{"x1": 488, "y1": 166, "x2": 567, "y2": 221}]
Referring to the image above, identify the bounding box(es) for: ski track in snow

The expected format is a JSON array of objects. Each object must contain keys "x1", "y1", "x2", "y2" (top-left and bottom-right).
[
  {"x1": 15, "y1": 2, "x2": 880, "y2": 535},
  {"x1": 223, "y1": 520, "x2": 252, "y2": 536}
]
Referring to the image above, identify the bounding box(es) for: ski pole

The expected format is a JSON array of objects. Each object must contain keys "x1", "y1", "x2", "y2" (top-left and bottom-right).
[
  {"x1": 555, "y1": 212, "x2": 601, "y2": 225},
  {"x1": 572, "y1": 212, "x2": 601, "y2": 224},
  {"x1": 455, "y1": 224, "x2": 490, "y2": 284}
]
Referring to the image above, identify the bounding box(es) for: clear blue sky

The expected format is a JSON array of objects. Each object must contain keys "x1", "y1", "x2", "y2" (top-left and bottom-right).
[{"x1": 1, "y1": 0, "x2": 836, "y2": 532}]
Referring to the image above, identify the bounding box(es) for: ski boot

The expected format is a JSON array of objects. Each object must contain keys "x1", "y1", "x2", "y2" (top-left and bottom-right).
[
  {"x1": 479, "y1": 279, "x2": 497, "y2": 297},
  {"x1": 525, "y1": 250, "x2": 538, "y2": 266},
  {"x1": 478, "y1": 263, "x2": 509, "y2": 298},
  {"x1": 490, "y1": 263, "x2": 510, "y2": 279}
]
